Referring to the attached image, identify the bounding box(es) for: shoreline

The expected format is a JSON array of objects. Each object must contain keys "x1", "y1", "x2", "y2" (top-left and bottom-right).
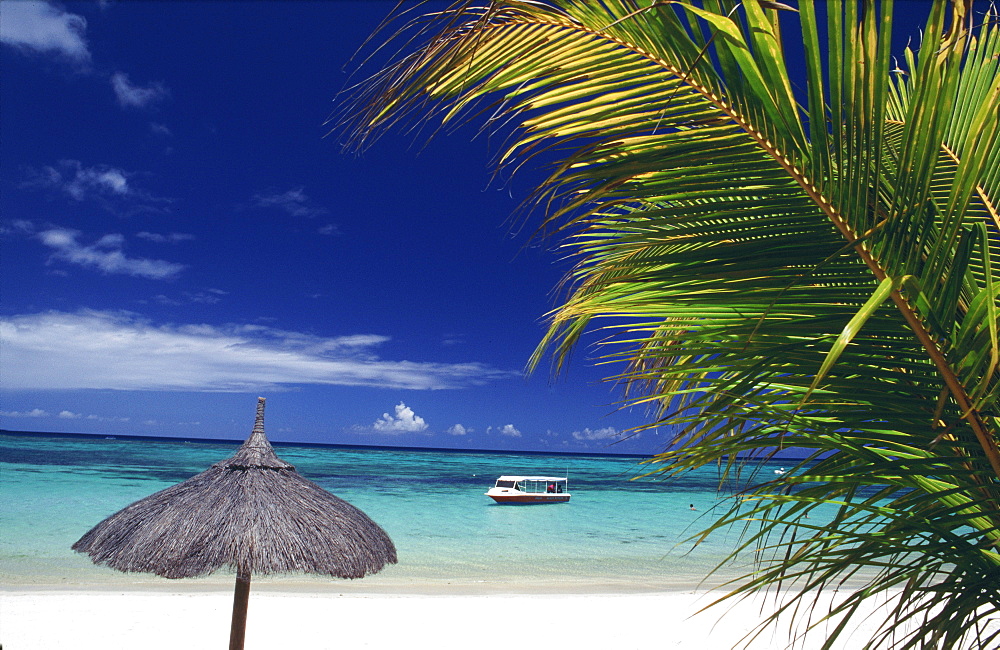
[
  {"x1": 0, "y1": 556, "x2": 882, "y2": 596},
  {"x1": 0, "y1": 555, "x2": 758, "y2": 595},
  {"x1": 0, "y1": 579, "x2": 725, "y2": 596},
  {"x1": 0, "y1": 571, "x2": 738, "y2": 596}
]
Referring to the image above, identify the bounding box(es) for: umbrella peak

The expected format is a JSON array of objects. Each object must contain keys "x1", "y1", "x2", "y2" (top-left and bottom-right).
[
  {"x1": 253, "y1": 396, "x2": 266, "y2": 435},
  {"x1": 219, "y1": 397, "x2": 294, "y2": 471}
]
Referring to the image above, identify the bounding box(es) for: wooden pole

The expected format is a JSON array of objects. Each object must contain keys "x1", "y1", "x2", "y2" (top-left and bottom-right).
[{"x1": 229, "y1": 570, "x2": 251, "y2": 650}]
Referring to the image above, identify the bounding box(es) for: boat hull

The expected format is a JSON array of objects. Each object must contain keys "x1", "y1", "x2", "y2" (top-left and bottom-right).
[{"x1": 486, "y1": 492, "x2": 570, "y2": 504}]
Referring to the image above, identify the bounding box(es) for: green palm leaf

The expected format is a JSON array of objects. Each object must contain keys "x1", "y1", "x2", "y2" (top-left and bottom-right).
[{"x1": 343, "y1": 0, "x2": 1000, "y2": 647}]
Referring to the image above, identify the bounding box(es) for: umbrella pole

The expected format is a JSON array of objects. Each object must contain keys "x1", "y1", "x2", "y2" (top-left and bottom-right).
[{"x1": 229, "y1": 569, "x2": 252, "y2": 650}]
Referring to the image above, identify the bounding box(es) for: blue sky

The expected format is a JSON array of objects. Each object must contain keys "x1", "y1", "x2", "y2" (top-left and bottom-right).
[
  {"x1": 0, "y1": 0, "x2": 665, "y2": 454},
  {"x1": 0, "y1": 1, "x2": 953, "y2": 455}
]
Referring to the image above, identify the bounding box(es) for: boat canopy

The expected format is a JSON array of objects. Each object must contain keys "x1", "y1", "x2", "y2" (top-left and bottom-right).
[{"x1": 496, "y1": 475, "x2": 567, "y2": 482}]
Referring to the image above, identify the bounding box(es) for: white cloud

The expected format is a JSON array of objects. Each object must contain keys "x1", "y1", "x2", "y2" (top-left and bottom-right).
[
  {"x1": 0, "y1": 311, "x2": 514, "y2": 391},
  {"x1": 497, "y1": 424, "x2": 522, "y2": 438},
  {"x1": 251, "y1": 187, "x2": 328, "y2": 218},
  {"x1": 373, "y1": 402, "x2": 428, "y2": 433},
  {"x1": 0, "y1": 1, "x2": 90, "y2": 63},
  {"x1": 58, "y1": 410, "x2": 82, "y2": 419},
  {"x1": 446, "y1": 423, "x2": 471, "y2": 436},
  {"x1": 572, "y1": 426, "x2": 620, "y2": 441},
  {"x1": 0, "y1": 408, "x2": 50, "y2": 418},
  {"x1": 111, "y1": 72, "x2": 169, "y2": 109},
  {"x1": 37, "y1": 228, "x2": 185, "y2": 280}
]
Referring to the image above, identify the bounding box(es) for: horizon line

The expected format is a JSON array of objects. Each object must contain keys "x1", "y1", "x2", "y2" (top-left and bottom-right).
[{"x1": 0, "y1": 428, "x2": 651, "y2": 459}]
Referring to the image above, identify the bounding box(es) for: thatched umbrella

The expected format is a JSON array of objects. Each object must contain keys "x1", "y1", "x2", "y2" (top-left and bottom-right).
[{"x1": 73, "y1": 397, "x2": 397, "y2": 650}]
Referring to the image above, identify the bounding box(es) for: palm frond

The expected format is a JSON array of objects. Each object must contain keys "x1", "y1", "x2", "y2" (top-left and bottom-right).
[{"x1": 342, "y1": 1, "x2": 1000, "y2": 647}]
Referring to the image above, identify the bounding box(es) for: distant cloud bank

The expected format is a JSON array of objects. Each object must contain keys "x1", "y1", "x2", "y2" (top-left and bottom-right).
[
  {"x1": 0, "y1": 408, "x2": 50, "y2": 418},
  {"x1": 0, "y1": 407, "x2": 130, "y2": 423},
  {"x1": 0, "y1": 311, "x2": 515, "y2": 392}
]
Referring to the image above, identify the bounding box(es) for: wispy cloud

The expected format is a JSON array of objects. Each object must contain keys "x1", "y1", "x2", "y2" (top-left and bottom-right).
[
  {"x1": 136, "y1": 231, "x2": 195, "y2": 244},
  {"x1": 0, "y1": 1, "x2": 90, "y2": 63},
  {"x1": 373, "y1": 402, "x2": 429, "y2": 433},
  {"x1": 251, "y1": 187, "x2": 328, "y2": 218},
  {"x1": 0, "y1": 311, "x2": 515, "y2": 391},
  {"x1": 152, "y1": 289, "x2": 227, "y2": 306},
  {"x1": 22, "y1": 160, "x2": 172, "y2": 215},
  {"x1": 0, "y1": 220, "x2": 37, "y2": 237},
  {"x1": 0, "y1": 407, "x2": 130, "y2": 423},
  {"x1": 110, "y1": 71, "x2": 169, "y2": 109},
  {"x1": 571, "y1": 426, "x2": 620, "y2": 441},
  {"x1": 37, "y1": 228, "x2": 185, "y2": 280},
  {"x1": 29, "y1": 161, "x2": 129, "y2": 200}
]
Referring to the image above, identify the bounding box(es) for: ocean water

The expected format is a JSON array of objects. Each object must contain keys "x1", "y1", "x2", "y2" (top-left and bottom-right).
[{"x1": 0, "y1": 432, "x2": 780, "y2": 592}]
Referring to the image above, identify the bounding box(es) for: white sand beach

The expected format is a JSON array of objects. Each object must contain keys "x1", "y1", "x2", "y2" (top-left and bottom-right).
[{"x1": 0, "y1": 587, "x2": 945, "y2": 649}]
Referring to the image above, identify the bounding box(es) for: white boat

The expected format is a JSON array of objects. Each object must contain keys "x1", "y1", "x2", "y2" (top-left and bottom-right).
[{"x1": 485, "y1": 475, "x2": 570, "y2": 504}]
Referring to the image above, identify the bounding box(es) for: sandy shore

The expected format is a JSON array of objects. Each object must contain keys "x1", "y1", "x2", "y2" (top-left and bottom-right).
[{"x1": 0, "y1": 586, "x2": 950, "y2": 649}]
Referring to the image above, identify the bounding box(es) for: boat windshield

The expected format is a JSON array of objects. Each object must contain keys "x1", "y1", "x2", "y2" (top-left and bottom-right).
[
  {"x1": 507, "y1": 479, "x2": 566, "y2": 494},
  {"x1": 495, "y1": 480, "x2": 518, "y2": 488}
]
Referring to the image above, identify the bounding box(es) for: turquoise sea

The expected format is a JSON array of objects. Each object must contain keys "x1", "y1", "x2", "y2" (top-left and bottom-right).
[{"x1": 0, "y1": 432, "x2": 781, "y2": 592}]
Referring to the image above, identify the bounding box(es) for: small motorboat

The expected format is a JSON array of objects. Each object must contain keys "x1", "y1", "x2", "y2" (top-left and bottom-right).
[{"x1": 485, "y1": 475, "x2": 570, "y2": 504}]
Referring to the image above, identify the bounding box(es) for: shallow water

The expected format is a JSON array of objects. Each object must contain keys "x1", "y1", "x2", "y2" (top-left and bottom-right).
[{"x1": 0, "y1": 433, "x2": 781, "y2": 591}]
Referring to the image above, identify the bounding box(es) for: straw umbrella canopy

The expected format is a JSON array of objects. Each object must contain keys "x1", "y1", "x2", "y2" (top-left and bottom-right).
[{"x1": 72, "y1": 397, "x2": 397, "y2": 650}]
